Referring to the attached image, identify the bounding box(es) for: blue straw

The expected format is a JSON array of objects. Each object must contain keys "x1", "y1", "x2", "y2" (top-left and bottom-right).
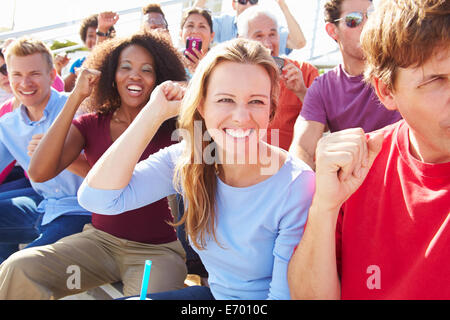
[{"x1": 139, "y1": 260, "x2": 152, "y2": 300}]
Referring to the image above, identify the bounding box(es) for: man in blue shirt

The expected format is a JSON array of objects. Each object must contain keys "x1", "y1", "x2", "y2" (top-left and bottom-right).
[
  {"x1": 193, "y1": 0, "x2": 306, "y2": 56},
  {"x1": 0, "y1": 38, "x2": 91, "y2": 263}
]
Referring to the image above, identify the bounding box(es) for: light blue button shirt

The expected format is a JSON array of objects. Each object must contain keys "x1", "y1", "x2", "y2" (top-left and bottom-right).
[
  {"x1": 0, "y1": 89, "x2": 91, "y2": 225},
  {"x1": 212, "y1": 14, "x2": 292, "y2": 55}
]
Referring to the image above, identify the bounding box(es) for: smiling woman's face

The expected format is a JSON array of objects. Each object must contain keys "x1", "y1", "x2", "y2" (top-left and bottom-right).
[
  {"x1": 115, "y1": 44, "x2": 157, "y2": 110},
  {"x1": 181, "y1": 13, "x2": 214, "y2": 54},
  {"x1": 199, "y1": 61, "x2": 272, "y2": 162}
]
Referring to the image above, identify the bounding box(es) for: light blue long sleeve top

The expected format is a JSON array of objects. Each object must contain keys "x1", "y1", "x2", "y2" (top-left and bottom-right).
[
  {"x1": 78, "y1": 142, "x2": 315, "y2": 299},
  {"x1": 0, "y1": 89, "x2": 91, "y2": 225}
]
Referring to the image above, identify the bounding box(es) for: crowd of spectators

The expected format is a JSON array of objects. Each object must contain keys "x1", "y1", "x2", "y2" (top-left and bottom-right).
[{"x1": 0, "y1": 0, "x2": 448, "y2": 300}]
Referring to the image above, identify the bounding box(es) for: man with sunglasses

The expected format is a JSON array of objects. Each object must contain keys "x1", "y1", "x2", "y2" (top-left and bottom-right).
[
  {"x1": 289, "y1": 0, "x2": 402, "y2": 170},
  {"x1": 193, "y1": 0, "x2": 305, "y2": 55}
]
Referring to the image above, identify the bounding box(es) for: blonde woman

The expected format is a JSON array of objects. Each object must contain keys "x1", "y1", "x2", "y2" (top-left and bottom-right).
[{"x1": 78, "y1": 38, "x2": 315, "y2": 300}]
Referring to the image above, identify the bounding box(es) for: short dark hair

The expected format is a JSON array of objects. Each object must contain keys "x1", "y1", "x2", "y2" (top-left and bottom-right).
[
  {"x1": 142, "y1": 3, "x2": 165, "y2": 16},
  {"x1": 324, "y1": 0, "x2": 372, "y2": 24},
  {"x1": 84, "y1": 31, "x2": 186, "y2": 114},
  {"x1": 181, "y1": 7, "x2": 214, "y2": 33}
]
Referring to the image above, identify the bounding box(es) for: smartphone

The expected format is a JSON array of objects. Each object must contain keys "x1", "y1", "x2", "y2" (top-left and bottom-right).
[
  {"x1": 184, "y1": 37, "x2": 202, "y2": 62},
  {"x1": 272, "y1": 56, "x2": 285, "y2": 73}
]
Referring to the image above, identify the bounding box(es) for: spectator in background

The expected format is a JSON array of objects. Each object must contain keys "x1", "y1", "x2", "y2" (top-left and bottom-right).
[
  {"x1": 180, "y1": 7, "x2": 215, "y2": 78},
  {"x1": 0, "y1": 50, "x2": 14, "y2": 104},
  {"x1": 0, "y1": 50, "x2": 18, "y2": 110},
  {"x1": 288, "y1": 0, "x2": 449, "y2": 299},
  {"x1": 0, "y1": 38, "x2": 91, "y2": 265},
  {"x1": 0, "y1": 32, "x2": 188, "y2": 299},
  {"x1": 64, "y1": 14, "x2": 98, "y2": 92},
  {"x1": 64, "y1": 13, "x2": 117, "y2": 92},
  {"x1": 194, "y1": 0, "x2": 306, "y2": 55},
  {"x1": 289, "y1": 0, "x2": 402, "y2": 170},
  {"x1": 141, "y1": 3, "x2": 168, "y2": 31},
  {"x1": 237, "y1": 6, "x2": 319, "y2": 150},
  {"x1": 141, "y1": 3, "x2": 173, "y2": 45}
]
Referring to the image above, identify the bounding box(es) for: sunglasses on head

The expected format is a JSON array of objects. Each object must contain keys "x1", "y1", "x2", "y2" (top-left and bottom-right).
[
  {"x1": 235, "y1": 0, "x2": 258, "y2": 5},
  {"x1": 334, "y1": 10, "x2": 371, "y2": 28},
  {"x1": 0, "y1": 64, "x2": 7, "y2": 76}
]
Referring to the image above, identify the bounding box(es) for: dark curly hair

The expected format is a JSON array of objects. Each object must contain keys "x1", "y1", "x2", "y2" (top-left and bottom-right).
[
  {"x1": 79, "y1": 14, "x2": 98, "y2": 44},
  {"x1": 83, "y1": 31, "x2": 186, "y2": 114}
]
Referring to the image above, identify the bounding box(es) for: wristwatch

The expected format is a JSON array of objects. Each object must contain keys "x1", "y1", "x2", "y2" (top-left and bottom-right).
[{"x1": 96, "y1": 29, "x2": 110, "y2": 37}]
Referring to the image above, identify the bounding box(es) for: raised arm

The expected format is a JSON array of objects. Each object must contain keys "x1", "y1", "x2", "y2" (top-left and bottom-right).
[
  {"x1": 276, "y1": 0, "x2": 306, "y2": 50},
  {"x1": 84, "y1": 81, "x2": 184, "y2": 190},
  {"x1": 281, "y1": 60, "x2": 307, "y2": 102},
  {"x1": 28, "y1": 68, "x2": 100, "y2": 182},
  {"x1": 287, "y1": 128, "x2": 383, "y2": 299},
  {"x1": 96, "y1": 11, "x2": 119, "y2": 45},
  {"x1": 289, "y1": 117, "x2": 325, "y2": 170}
]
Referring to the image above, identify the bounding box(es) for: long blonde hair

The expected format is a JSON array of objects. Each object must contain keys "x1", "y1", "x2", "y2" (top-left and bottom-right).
[{"x1": 173, "y1": 38, "x2": 280, "y2": 250}]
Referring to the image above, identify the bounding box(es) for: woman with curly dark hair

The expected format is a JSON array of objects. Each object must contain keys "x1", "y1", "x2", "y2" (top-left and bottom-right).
[{"x1": 1, "y1": 31, "x2": 189, "y2": 299}]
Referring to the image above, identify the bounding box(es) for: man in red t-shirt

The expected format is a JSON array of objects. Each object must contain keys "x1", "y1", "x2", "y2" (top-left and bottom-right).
[
  {"x1": 288, "y1": 0, "x2": 450, "y2": 299},
  {"x1": 237, "y1": 5, "x2": 319, "y2": 151}
]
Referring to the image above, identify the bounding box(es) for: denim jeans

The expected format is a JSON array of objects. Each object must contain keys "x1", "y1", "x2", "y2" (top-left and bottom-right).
[
  {"x1": 0, "y1": 177, "x2": 32, "y2": 194},
  {"x1": 0, "y1": 189, "x2": 91, "y2": 264},
  {"x1": 2, "y1": 165, "x2": 27, "y2": 184}
]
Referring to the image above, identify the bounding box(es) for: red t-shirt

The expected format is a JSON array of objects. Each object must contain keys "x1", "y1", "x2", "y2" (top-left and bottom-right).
[
  {"x1": 336, "y1": 120, "x2": 450, "y2": 299},
  {"x1": 267, "y1": 59, "x2": 319, "y2": 151},
  {"x1": 72, "y1": 112, "x2": 178, "y2": 244}
]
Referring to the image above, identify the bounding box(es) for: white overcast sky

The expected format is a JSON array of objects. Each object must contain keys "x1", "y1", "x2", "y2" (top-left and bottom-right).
[{"x1": 0, "y1": 0, "x2": 342, "y2": 64}]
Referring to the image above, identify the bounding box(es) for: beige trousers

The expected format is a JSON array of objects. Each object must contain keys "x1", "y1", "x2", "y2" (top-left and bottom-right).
[{"x1": 0, "y1": 224, "x2": 187, "y2": 300}]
